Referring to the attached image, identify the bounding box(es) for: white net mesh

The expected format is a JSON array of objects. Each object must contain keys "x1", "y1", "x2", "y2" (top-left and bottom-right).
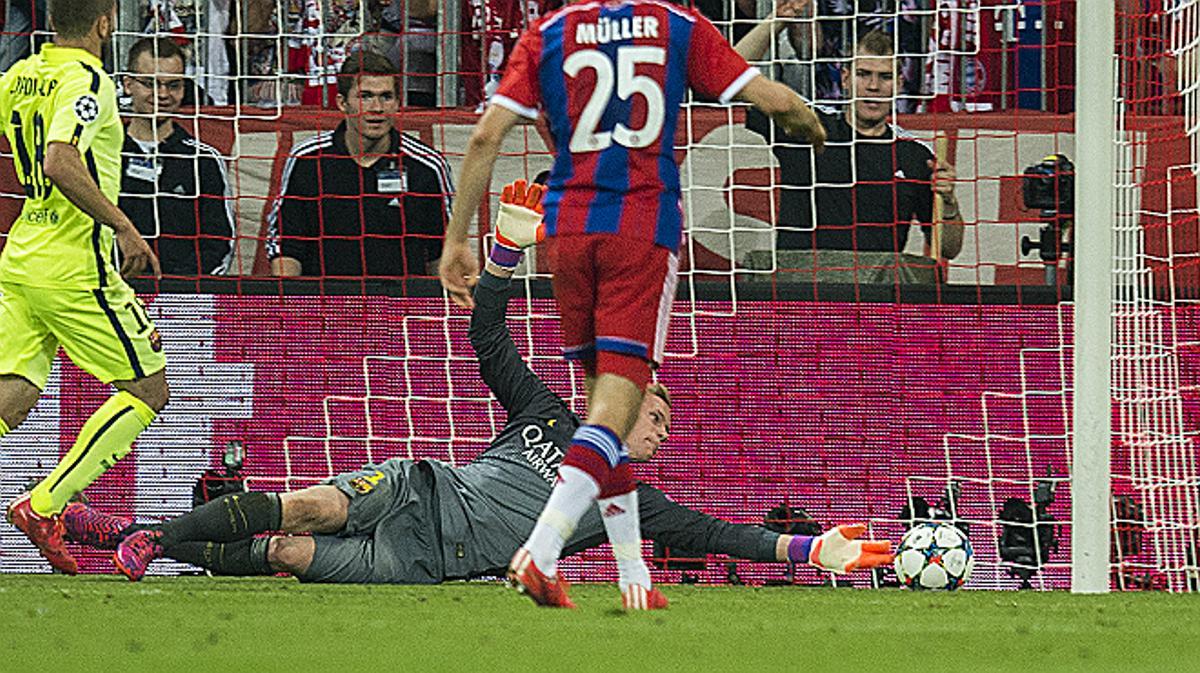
[{"x1": 1107, "y1": 0, "x2": 1200, "y2": 591}]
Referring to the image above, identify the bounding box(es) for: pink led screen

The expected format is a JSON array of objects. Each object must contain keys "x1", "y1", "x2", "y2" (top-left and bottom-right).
[{"x1": 0, "y1": 296, "x2": 1095, "y2": 588}]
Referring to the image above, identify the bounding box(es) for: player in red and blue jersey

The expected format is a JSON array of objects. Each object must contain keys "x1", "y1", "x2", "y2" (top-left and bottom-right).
[{"x1": 440, "y1": 0, "x2": 825, "y2": 610}]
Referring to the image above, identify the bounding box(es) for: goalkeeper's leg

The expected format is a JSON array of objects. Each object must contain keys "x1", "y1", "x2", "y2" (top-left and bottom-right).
[
  {"x1": 169, "y1": 535, "x2": 394, "y2": 584},
  {"x1": 160, "y1": 535, "x2": 325, "y2": 578},
  {"x1": 115, "y1": 481, "x2": 358, "y2": 580},
  {"x1": 154, "y1": 536, "x2": 312, "y2": 578},
  {"x1": 119, "y1": 460, "x2": 417, "y2": 581},
  {"x1": 163, "y1": 537, "x2": 277, "y2": 576},
  {"x1": 114, "y1": 487, "x2": 339, "y2": 580},
  {"x1": 167, "y1": 524, "x2": 429, "y2": 583},
  {"x1": 127, "y1": 484, "x2": 345, "y2": 551}
]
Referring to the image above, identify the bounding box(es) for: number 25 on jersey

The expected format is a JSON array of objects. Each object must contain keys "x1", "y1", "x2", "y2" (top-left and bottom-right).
[{"x1": 565, "y1": 45, "x2": 665, "y2": 153}]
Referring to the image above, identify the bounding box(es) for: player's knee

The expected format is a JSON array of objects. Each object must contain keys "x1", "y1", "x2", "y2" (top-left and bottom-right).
[
  {"x1": 267, "y1": 536, "x2": 314, "y2": 575},
  {"x1": 281, "y1": 486, "x2": 348, "y2": 534},
  {"x1": 143, "y1": 377, "x2": 170, "y2": 413},
  {"x1": 116, "y1": 373, "x2": 170, "y2": 413},
  {"x1": 0, "y1": 400, "x2": 34, "y2": 429},
  {"x1": 595, "y1": 351, "x2": 651, "y2": 389},
  {"x1": 0, "y1": 405, "x2": 31, "y2": 430},
  {"x1": 0, "y1": 375, "x2": 40, "y2": 430}
]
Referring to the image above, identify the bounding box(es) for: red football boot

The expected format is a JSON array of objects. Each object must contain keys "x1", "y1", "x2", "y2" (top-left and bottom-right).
[
  {"x1": 113, "y1": 529, "x2": 163, "y2": 582},
  {"x1": 61, "y1": 502, "x2": 134, "y2": 550},
  {"x1": 6, "y1": 493, "x2": 78, "y2": 575},
  {"x1": 507, "y1": 548, "x2": 576, "y2": 608},
  {"x1": 621, "y1": 584, "x2": 668, "y2": 611}
]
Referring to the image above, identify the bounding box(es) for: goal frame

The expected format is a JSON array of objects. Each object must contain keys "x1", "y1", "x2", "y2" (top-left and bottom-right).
[{"x1": 1072, "y1": 0, "x2": 1116, "y2": 594}]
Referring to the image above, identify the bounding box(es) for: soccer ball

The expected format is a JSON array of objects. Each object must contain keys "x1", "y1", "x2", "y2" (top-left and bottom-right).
[{"x1": 894, "y1": 522, "x2": 974, "y2": 590}]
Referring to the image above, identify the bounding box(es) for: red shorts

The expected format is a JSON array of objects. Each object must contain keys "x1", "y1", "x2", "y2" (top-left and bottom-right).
[{"x1": 550, "y1": 234, "x2": 679, "y2": 368}]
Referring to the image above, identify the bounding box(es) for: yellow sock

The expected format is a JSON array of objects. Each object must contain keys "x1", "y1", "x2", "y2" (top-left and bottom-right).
[
  {"x1": 30, "y1": 391, "x2": 156, "y2": 517},
  {"x1": 0, "y1": 417, "x2": 9, "y2": 438}
]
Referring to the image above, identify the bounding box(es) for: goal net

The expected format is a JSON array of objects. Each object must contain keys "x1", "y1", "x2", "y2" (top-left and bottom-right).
[{"x1": 1105, "y1": 0, "x2": 1200, "y2": 591}]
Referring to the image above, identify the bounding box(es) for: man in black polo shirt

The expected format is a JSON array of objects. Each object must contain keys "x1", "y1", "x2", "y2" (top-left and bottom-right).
[
  {"x1": 266, "y1": 50, "x2": 454, "y2": 278},
  {"x1": 737, "y1": 9, "x2": 964, "y2": 280},
  {"x1": 119, "y1": 37, "x2": 236, "y2": 276}
]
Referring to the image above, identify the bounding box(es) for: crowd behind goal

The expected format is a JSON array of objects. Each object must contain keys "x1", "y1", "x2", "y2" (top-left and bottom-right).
[{"x1": 0, "y1": 0, "x2": 1181, "y2": 289}]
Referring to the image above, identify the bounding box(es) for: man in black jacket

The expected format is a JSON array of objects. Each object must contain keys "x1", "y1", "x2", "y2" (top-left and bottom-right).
[
  {"x1": 736, "y1": 8, "x2": 964, "y2": 283},
  {"x1": 119, "y1": 37, "x2": 235, "y2": 276},
  {"x1": 84, "y1": 186, "x2": 890, "y2": 585},
  {"x1": 264, "y1": 50, "x2": 453, "y2": 279}
]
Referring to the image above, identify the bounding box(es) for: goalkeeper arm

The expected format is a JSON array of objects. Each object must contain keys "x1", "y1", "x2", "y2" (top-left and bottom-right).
[
  {"x1": 633, "y1": 485, "x2": 892, "y2": 572},
  {"x1": 487, "y1": 178, "x2": 546, "y2": 272},
  {"x1": 783, "y1": 524, "x2": 894, "y2": 574}
]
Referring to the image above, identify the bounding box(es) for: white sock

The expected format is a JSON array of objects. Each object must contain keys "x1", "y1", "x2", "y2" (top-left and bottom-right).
[
  {"x1": 523, "y1": 466, "x2": 600, "y2": 576},
  {"x1": 598, "y1": 489, "x2": 652, "y2": 592}
]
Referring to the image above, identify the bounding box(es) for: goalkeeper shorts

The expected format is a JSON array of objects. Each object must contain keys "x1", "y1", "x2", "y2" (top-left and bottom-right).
[{"x1": 304, "y1": 458, "x2": 442, "y2": 584}]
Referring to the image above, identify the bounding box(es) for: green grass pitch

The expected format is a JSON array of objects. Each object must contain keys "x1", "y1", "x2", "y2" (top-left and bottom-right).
[{"x1": 1, "y1": 575, "x2": 1196, "y2": 673}]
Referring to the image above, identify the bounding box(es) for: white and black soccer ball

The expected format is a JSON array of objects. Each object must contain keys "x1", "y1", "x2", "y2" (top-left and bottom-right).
[{"x1": 894, "y1": 522, "x2": 974, "y2": 590}]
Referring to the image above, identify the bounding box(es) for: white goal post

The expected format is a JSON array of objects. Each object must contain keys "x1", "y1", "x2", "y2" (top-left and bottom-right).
[{"x1": 1071, "y1": 0, "x2": 1115, "y2": 594}]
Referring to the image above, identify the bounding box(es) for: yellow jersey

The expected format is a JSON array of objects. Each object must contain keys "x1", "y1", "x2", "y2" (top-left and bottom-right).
[{"x1": 0, "y1": 44, "x2": 124, "y2": 289}]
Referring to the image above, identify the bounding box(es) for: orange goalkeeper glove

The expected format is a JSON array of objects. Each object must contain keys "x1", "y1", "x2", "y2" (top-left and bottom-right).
[
  {"x1": 489, "y1": 179, "x2": 546, "y2": 270},
  {"x1": 798, "y1": 524, "x2": 894, "y2": 574}
]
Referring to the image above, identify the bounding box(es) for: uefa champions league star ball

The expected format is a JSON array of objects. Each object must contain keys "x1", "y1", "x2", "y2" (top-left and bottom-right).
[{"x1": 894, "y1": 522, "x2": 975, "y2": 590}]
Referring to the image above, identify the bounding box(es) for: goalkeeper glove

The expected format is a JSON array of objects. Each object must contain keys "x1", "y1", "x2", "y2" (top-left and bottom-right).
[
  {"x1": 789, "y1": 524, "x2": 894, "y2": 574},
  {"x1": 489, "y1": 179, "x2": 546, "y2": 270}
]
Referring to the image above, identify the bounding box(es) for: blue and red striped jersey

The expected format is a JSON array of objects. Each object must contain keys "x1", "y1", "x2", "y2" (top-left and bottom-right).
[{"x1": 492, "y1": 0, "x2": 757, "y2": 252}]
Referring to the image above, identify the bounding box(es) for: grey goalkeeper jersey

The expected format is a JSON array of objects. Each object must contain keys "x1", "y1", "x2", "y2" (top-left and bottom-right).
[{"x1": 428, "y1": 271, "x2": 780, "y2": 580}]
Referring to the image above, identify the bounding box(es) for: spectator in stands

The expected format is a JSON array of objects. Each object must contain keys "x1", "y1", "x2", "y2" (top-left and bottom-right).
[
  {"x1": 0, "y1": 0, "x2": 46, "y2": 71},
  {"x1": 738, "y1": 10, "x2": 964, "y2": 284},
  {"x1": 802, "y1": 0, "x2": 927, "y2": 109},
  {"x1": 242, "y1": 0, "x2": 293, "y2": 107},
  {"x1": 1118, "y1": 0, "x2": 1182, "y2": 116},
  {"x1": 266, "y1": 50, "x2": 454, "y2": 278},
  {"x1": 120, "y1": 37, "x2": 236, "y2": 276},
  {"x1": 285, "y1": 0, "x2": 359, "y2": 107},
  {"x1": 460, "y1": 0, "x2": 561, "y2": 109},
  {"x1": 142, "y1": 0, "x2": 234, "y2": 106},
  {"x1": 365, "y1": 0, "x2": 440, "y2": 107}
]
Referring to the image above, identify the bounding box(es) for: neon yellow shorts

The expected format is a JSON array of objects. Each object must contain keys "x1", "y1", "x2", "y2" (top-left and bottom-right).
[{"x1": 0, "y1": 280, "x2": 166, "y2": 388}]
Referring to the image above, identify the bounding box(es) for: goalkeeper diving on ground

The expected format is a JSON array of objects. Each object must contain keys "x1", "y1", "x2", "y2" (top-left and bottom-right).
[{"x1": 67, "y1": 181, "x2": 890, "y2": 587}]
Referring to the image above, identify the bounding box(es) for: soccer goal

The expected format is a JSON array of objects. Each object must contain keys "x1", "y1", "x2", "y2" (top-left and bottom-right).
[{"x1": 0, "y1": 0, "x2": 1197, "y2": 591}]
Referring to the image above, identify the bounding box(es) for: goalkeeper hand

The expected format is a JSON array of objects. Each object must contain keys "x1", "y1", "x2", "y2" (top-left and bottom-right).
[
  {"x1": 489, "y1": 179, "x2": 547, "y2": 270},
  {"x1": 805, "y1": 524, "x2": 893, "y2": 574}
]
